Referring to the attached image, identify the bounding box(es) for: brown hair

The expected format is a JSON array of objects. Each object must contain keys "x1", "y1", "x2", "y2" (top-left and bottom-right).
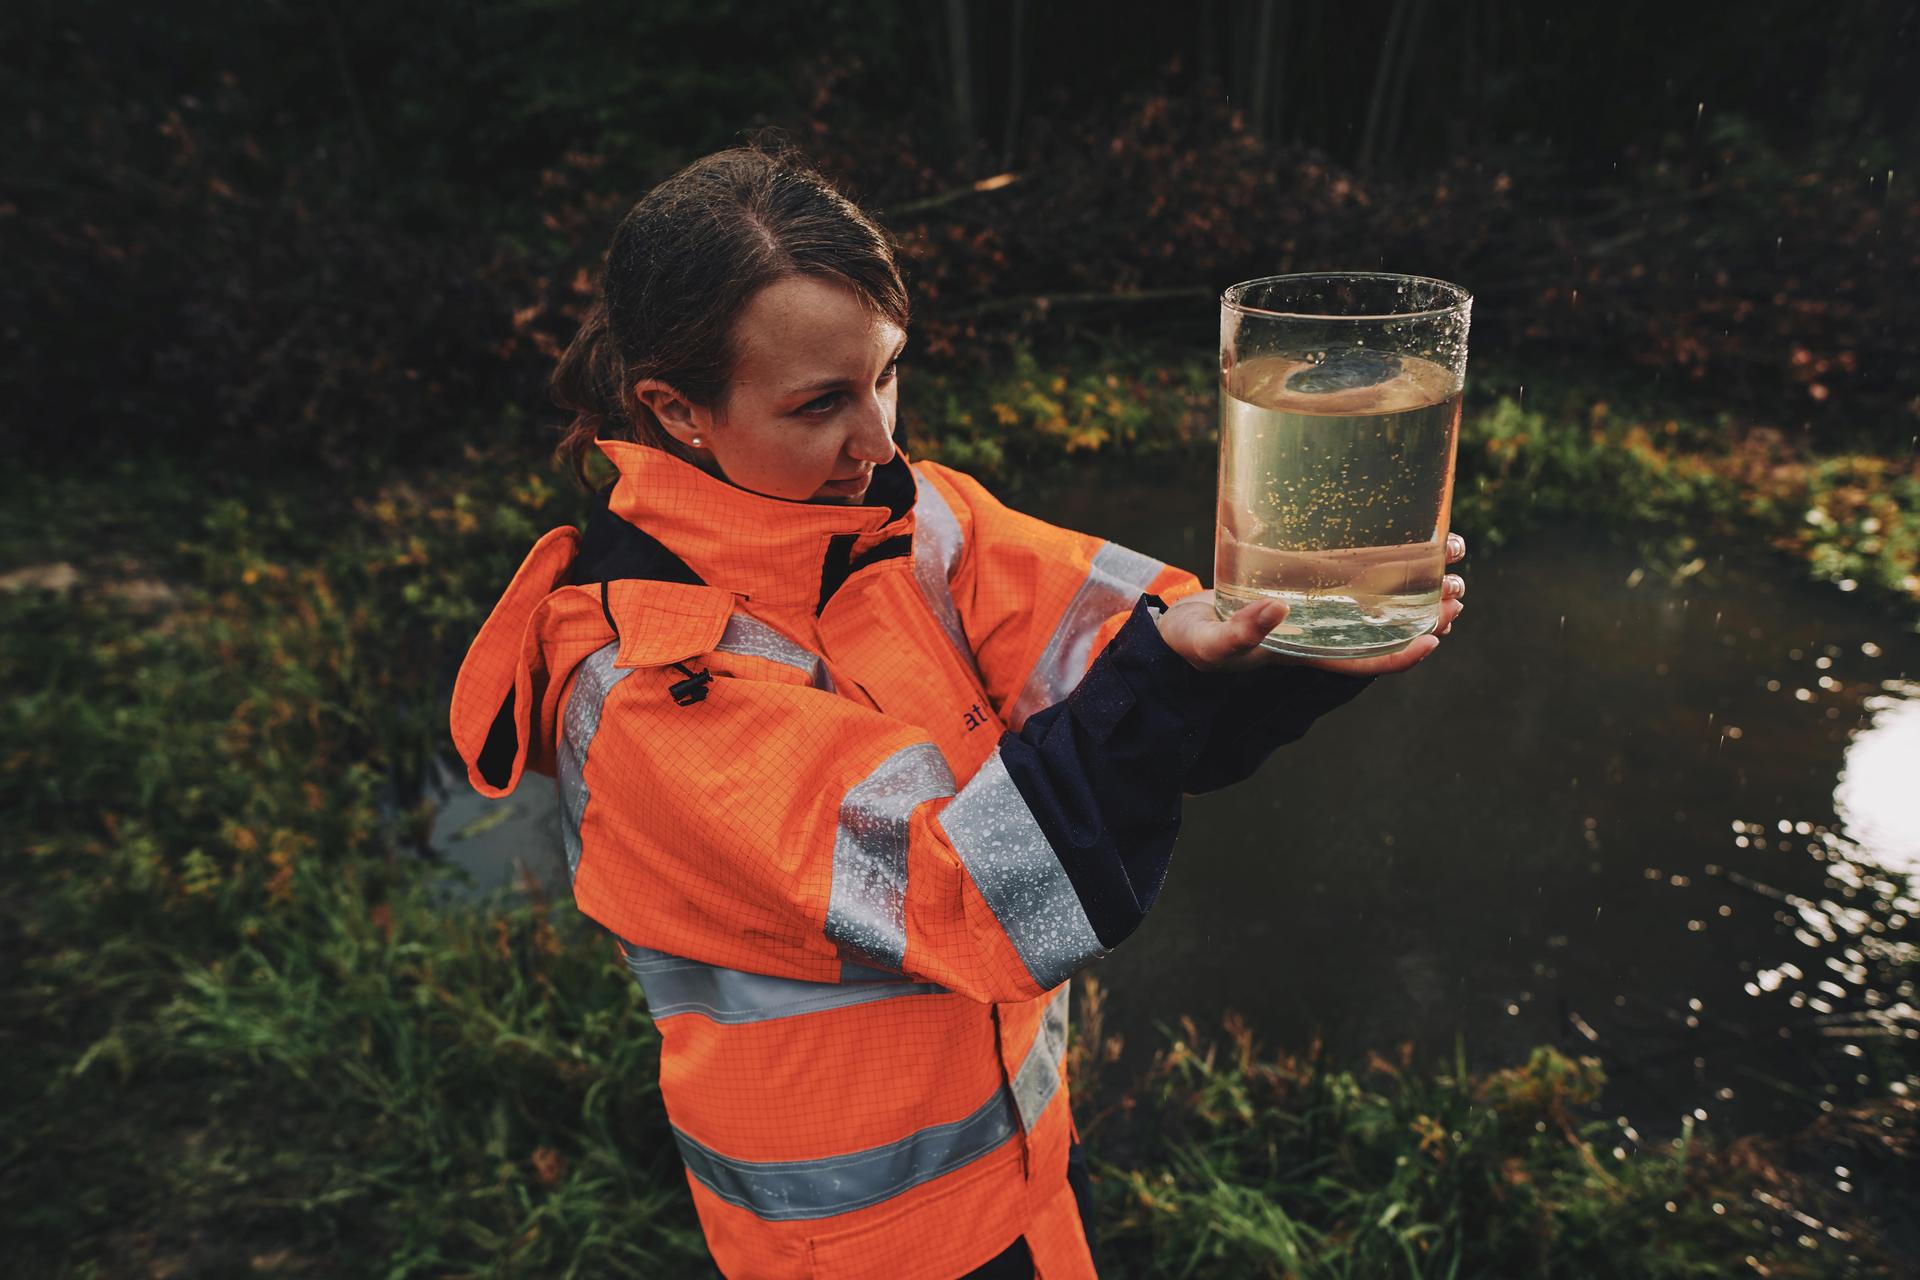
[{"x1": 551, "y1": 140, "x2": 910, "y2": 489}]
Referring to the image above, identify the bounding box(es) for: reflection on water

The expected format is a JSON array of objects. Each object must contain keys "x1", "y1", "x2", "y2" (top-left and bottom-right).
[
  {"x1": 428, "y1": 468, "x2": 1919, "y2": 1139},
  {"x1": 1834, "y1": 683, "x2": 1920, "y2": 875},
  {"x1": 424, "y1": 756, "x2": 565, "y2": 902}
]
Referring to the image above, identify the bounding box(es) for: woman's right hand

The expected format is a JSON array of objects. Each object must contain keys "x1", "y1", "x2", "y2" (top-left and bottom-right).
[
  {"x1": 1154, "y1": 588, "x2": 1463, "y2": 677},
  {"x1": 1157, "y1": 531, "x2": 1468, "y2": 677}
]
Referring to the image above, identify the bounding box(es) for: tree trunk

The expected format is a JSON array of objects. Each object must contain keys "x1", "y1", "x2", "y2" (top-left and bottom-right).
[
  {"x1": 1001, "y1": 0, "x2": 1029, "y2": 168},
  {"x1": 1380, "y1": 0, "x2": 1430, "y2": 172},
  {"x1": 1301, "y1": 0, "x2": 1326, "y2": 148},
  {"x1": 1246, "y1": 0, "x2": 1299, "y2": 144},
  {"x1": 319, "y1": 2, "x2": 378, "y2": 176},
  {"x1": 1250, "y1": 0, "x2": 1277, "y2": 140},
  {"x1": 1484, "y1": 0, "x2": 1502, "y2": 151},
  {"x1": 1199, "y1": 0, "x2": 1218, "y2": 87},
  {"x1": 945, "y1": 0, "x2": 974, "y2": 151},
  {"x1": 1358, "y1": 0, "x2": 1410, "y2": 171},
  {"x1": 1268, "y1": 1, "x2": 1294, "y2": 145}
]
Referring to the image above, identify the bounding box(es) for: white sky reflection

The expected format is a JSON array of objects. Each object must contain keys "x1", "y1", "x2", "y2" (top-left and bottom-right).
[{"x1": 1832, "y1": 681, "x2": 1920, "y2": 874}]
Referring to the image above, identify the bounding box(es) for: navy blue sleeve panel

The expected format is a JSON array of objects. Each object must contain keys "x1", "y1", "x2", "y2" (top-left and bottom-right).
[
  {"x1": 1183, "y1": 660, "x2": 1375, "y2": 794},
  {"x1": 994, "y1": 595, "x2": 1210, "y2": 949},
  {"x1": 995, "y1": 594, "x2": 1374, "y2": 950}
]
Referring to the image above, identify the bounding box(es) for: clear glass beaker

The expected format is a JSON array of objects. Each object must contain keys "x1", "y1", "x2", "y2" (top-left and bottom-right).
[{"x1": 1215, "y1": 272, "x2": 1472, "y2": 658}]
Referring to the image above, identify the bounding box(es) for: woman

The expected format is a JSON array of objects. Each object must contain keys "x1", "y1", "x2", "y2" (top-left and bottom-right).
[{"x1": 449, "y1": 143, "x2": 1465, "y2": 1279}]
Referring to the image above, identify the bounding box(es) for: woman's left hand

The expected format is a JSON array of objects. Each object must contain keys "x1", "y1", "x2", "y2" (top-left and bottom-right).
[{"x1": 1156, "y1": 532, "x2": 1468, "y2": 677}]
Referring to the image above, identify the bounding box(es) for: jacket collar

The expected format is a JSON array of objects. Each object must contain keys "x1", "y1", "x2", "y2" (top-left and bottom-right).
[{"x1": 592, "y1": 439, "x2": 918, "y2": 616}]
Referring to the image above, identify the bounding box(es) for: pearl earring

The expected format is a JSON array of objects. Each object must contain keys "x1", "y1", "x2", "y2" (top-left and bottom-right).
[{"x1": 690, "y1": 435, "x2": 703, "y2": 448}]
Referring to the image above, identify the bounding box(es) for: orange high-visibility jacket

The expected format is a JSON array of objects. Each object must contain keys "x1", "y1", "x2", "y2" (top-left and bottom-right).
[{"x1": 449, "y1": 440, "x2": 1370, "y2": 1279}]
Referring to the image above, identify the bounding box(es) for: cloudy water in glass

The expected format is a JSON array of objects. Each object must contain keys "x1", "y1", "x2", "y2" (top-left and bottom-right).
[
  {"x1": 1215, "y1": 272, "x2": 1471, "y2": 658},
  {"x1": 1215, "y1": 348, "x2": 1463, "y2": 655}
]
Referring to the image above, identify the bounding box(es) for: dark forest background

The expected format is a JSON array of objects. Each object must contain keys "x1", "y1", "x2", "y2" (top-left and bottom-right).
[{"x1": 4, "y1": 0, "x2": 1915, "y2": 480}]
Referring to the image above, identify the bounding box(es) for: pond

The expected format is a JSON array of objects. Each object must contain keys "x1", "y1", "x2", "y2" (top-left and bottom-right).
[{"x1": 429, "y1": 465, "x2": 1920, "y2": 1140}]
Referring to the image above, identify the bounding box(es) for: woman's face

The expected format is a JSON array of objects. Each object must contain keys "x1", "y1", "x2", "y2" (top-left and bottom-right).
[{"x1": 638, "y1": 275, "x2": 906, "y2": 505}]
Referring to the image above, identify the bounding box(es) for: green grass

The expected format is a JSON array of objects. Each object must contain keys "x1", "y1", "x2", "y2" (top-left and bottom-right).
[
  {"x1": 4, "y1": 361, "x2": 1916, "y2": 1275},
  {"x1": 1070, "y1": 986, "x2": 1908, "y2": 1277},
  {"x1": 1451, "y1": 375, "x2": 1920, "y2": 620}
]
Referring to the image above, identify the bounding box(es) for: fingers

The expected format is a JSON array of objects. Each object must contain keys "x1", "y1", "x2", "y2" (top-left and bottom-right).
[
  {"x1": 1442, "y1": 573, "x2": 1465, "y2": 601},
  {"x1": 1207, "y1": 599, "x2": 1287, "y2": 664},
  {"x1": 1159, "y1": 595, "x2": 1292, "y2": 671},
  {"x1": 1313, "y1": 632, "x2": 1440, "y2": 676},
  {"x1": 1400, "y1": 634, "x2": 1442, "y2": 664},
  {"x1": 1435, "y1": 597, "x2": 1464, "y2": 636},
  {"x1": 1445, "y1": 532, "x2": 1466, "y2": 564}
]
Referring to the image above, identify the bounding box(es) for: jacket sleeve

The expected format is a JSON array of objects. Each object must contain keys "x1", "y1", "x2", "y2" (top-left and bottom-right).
[
  {"x1": 999, "y1": 595, "x2": 1373, "y2": 950},
  {"x1": 913, "y1": 463, "x2": 1376, "y2": 944},
  {"x1": 916, "y1": 461, "x2": 1205, "y2": 730},
  {"x1": 919, "y1": 461, "x2": 1372, "y2": 746}
]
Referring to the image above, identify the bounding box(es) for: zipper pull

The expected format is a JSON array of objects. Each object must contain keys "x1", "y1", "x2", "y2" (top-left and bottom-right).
[{"x1": 667, "y1": 662, "x2": 712, "y2": 706}]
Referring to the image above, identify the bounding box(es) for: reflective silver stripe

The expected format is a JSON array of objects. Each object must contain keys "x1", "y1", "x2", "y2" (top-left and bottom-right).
[
  {"x1": 671, "y1": 985, "x2": 1071, "y2": 1220},
  {"x1": 940, "y1": 748, "x2": 1106, "y2": 989},
  {"x1": 619, "y1": 941, "x2": 947, "y2": 1024},
  {"x1": 826, "y1": 743, "x2": 958, "y2": 972},
  {"x1": 714, "y1": 613, "x2": 837, "y2": 693},
  {"x1": 910, "y1": 471, "x2": 973, "y2": 665},
  {"x1": 1011, "y1": 982, "x2": 1071, "y2": 1130},
  {"x1": 556, "y1": 643, "x2": 635, "y2": 881},
  {"x1": 673, "y1": 1084, "x2": 1019, "y2": 1221},
  {"x1": 1007, "y1": 541, "x2": 1167, "y2": 729}
]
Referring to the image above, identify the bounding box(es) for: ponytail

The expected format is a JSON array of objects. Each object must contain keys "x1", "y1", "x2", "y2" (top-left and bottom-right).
[{"x1": 551, "y1": 299, "x2": 633, "y2": 491}]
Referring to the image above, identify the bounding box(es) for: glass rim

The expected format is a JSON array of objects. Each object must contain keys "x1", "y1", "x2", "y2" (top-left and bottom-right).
[{"x1": 1222, "y1": 271, "x2": 1472, "y2": 322}]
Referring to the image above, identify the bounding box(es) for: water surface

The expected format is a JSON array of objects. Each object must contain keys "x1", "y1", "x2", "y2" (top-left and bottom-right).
[{"x1": 1048, "y1": 469, "x2": 1919, "y2": 1138}]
